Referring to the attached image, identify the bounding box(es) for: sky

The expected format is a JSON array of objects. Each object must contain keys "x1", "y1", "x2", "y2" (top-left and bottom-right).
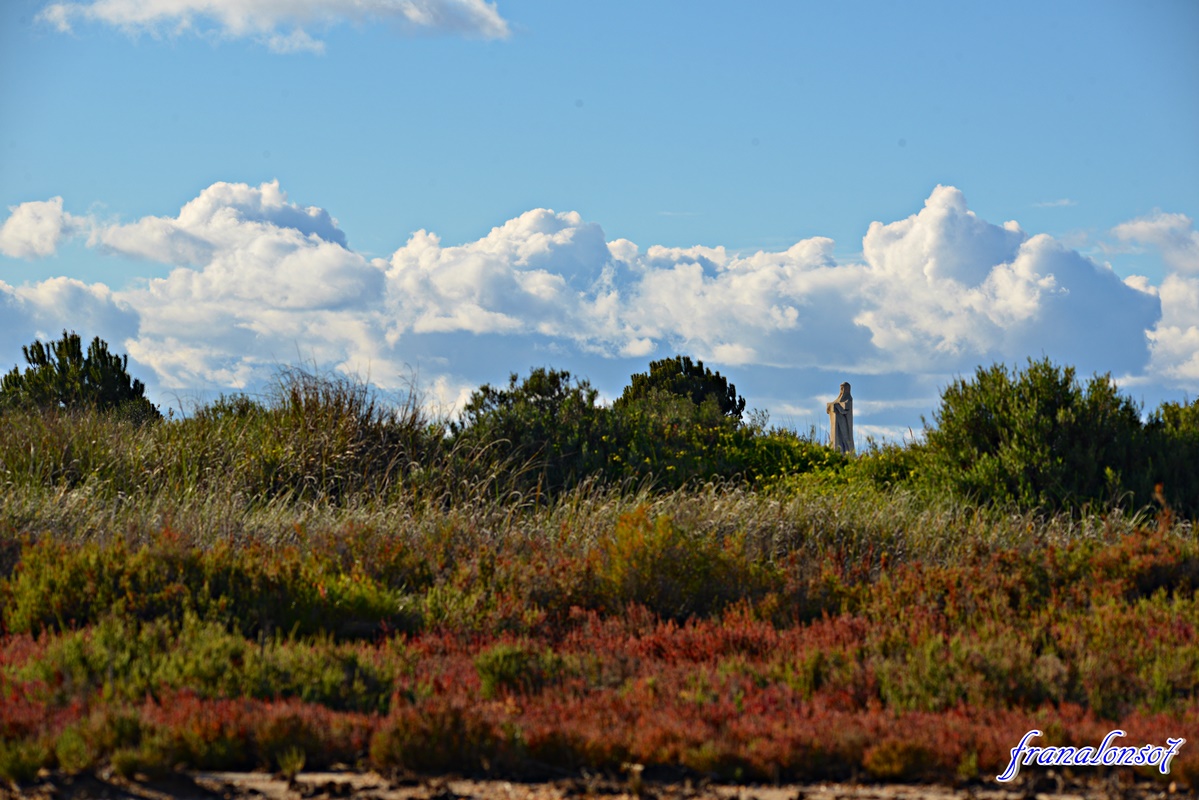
[{"x1": 1, "y1": 0, "x2": 1198, "y2": 441}]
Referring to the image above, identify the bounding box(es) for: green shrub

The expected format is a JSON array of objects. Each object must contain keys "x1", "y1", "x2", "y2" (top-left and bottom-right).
[
  {"x1": 451, "y1": 367, "x2": 607, "y2": 496},
  {"x1": 54, "y1": 725, "x2": 94, "y2": 775},
  {"x1": 922, "y1": 358, "x2": 1146, "y2": 513},
  {"x1": 0, "y1": 737, "x2": 51, "y2": 786},
  {"x1": 1146, "y1": 397, "x2": 1199, "y2": 518},
  {"x1": 594, "y1": 506, "x2": 780, "y2": 619},
  {"x1": 475, "y1": 642, "x2": 562, "y2": 698},
  {"x1": 168, "y1": 369, "x2": 436, "y2": 503},
  {"x1": 109, "y1": 735, "x2": 177, "y2": 780},
  {"x1": 2, "y1": 533, "x2": 417, "y2": 641},
  {"x1": 602, "y1": 391, "x2": 733, "y2": 489}
]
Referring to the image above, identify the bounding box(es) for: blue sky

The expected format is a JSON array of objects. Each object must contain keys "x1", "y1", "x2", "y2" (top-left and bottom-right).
[{"x1": 2, "y1": 0, "x2": 1197, "y2": 439}]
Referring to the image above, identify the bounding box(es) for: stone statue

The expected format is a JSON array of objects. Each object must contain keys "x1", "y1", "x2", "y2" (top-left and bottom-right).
[{"x1": 827, "y1": 382, "x2": 854, "y2": 454}]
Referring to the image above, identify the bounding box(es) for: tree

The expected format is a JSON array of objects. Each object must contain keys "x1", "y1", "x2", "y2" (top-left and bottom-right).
[
  {"x1": 1145, "y1": 397, "x2": 1199, "y2": 518},
  {"x1": 922, "y1": 358, "x2": 1144, "y2": 512},
  {"x1": 451, "y1": 367, "x2": 606, "y2": 495},
  {"x1": 615, "y1": 355, "x2": 746, "y2": 420},
  {"x1": 0, "y1": 331, "x2": 160, "y2": 421}
]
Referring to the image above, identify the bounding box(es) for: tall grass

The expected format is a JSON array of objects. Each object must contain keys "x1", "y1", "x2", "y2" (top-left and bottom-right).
[
  {"x1": 0, "y1": 365, "x2": 1188, "y2": 636},
  {"x1": 3, "y1": 369, "x2": 1198, "y2": 787}
]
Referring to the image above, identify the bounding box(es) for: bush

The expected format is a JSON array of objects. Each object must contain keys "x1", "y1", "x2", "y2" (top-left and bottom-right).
[
  {"x1": 0, "y1": 737, "x2": 50, "y2": 786},
  {"x1": 451, "y1": 367, "x2": 607, "y2": 496},
  {"x1": 1, "y1": 533, "x2": 416, "y2": 641},
  {"x1": 922, "y1": 358, "x2": 1146, "y2": 513},
  {"x1": 182, "y1": 369, "x2": 436, "y2": 503},
  {"x1": 593, "y1": 506, "x2": 780, "y2": 620},
  {"x1": 475, "y1": 642, "x2": 562, "y2": 698}
]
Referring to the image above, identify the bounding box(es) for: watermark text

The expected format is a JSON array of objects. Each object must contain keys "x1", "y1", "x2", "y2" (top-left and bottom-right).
[{"x1": 997, "y1": 729, "x2": 1185, "y2": 782}]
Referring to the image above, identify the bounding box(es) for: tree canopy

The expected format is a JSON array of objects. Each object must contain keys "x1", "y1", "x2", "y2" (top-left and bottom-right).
[
  {"x1": 0, "y1": 331, "x2": 160, "y2": 421},
  {"x1": 615, "y1": 355, "x2": 746, "y2": 420}
]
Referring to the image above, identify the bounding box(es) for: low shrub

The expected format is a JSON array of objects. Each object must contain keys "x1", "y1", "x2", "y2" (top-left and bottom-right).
[
  {"x1": 370, "y1": 698, "x2": 508, "y2": 774},
  {"x1": 592, "y1": 506, "x2": 781, "y2": 620},
  {"x1": 0, "y1": 737, "x2": 51, "y2": 787},
  {"x1": 1, "y1": 531, "x2": 417, "y2": 640},
  {"x1": 475, "y1": 642, "x2": 563, "y2": 698}
]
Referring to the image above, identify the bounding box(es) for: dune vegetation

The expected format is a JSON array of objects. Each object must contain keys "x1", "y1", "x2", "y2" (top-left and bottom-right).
[{"x1": 1, "y1": 333, "x2": 1198, "y2": 789}]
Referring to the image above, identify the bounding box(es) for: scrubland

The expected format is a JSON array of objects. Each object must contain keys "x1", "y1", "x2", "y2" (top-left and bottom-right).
[{"x1": 1, "y1": 361, "x2": 1198, "y2": 791}]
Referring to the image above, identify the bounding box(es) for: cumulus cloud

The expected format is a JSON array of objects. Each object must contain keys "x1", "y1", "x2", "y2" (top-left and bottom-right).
[
  {"x1": 38, "y1": 0, "x2": 510, "y2": 52},
  {"x1": 97, "y1": 179, "x2": 378, "y2": 312},
  {"x1": 1113, "y1": 211, "x2": 1199, "y2": 384},
  {"x1": 384, "y1": 209, "x2": 610, "y2": 339},
  {"x1": 1113, "y1": 210, "x2": 1199, "y2": 276},
  {"x1": 0, "y1": 197, "x2": 85, "y2": 259},
  {"x1": 100, "y1": 181, "x2": 388, "y2": 388},
  {"x1": 1147, "y1": 274, "x2": 1199, "y2": 382},
  {"x1": 852, "y1": 186, "x2": 1159, "y2": 377},
  {"x1": 0, "y1": 277, "x2": 140, "y2": 372},
  {"x1": 2, "y1": 181, "x2": 1192, "y2": 431}
]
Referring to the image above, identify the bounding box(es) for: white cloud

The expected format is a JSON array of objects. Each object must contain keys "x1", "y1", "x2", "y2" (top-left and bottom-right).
[
  {"x1": 2, "y1": 181, "x2": 1193, "y2": 430},
  {"x1": 98, "y1": 179, "x2": 379, "y2": 311},
  {"x1": 1112, "y1": 211, "x2": 1199, "y2": 385},
  {"x1": 1148, "y1": 274, "x2": 1199, "y2": 382},
  {"x1": 38, "y1": 0, "x2": 510, "y2": 52},
  {"x1": 0, "y1": 277, "x2": 140, "y2": 372},
  {"x1": 0, "y1": 197, "x2": 85, "y2": 259},
  {"x1": 850, "y1": 186, "x2": 1158, "y2": 377},
  {"x1": 1113, "y1": 210, "x2": 1199, "y2": 275}
]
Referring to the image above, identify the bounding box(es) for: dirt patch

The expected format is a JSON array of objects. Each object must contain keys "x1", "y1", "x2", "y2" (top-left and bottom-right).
[{"x1": 1, "y1": 770, "x2": 1189, "y2": 800}]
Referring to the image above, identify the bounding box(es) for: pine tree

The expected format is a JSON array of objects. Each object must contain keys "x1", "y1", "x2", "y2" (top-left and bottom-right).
[
  {"x1": 615, "y1": 355, "x2": 746, "y2": 420},
  {"x1": 0, "y1": 331, "x2": 160, "y2": 421}
]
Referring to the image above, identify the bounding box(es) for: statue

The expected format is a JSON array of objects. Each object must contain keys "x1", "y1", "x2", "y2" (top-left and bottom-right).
[{"x1": 827, "y1": 382, "x2": 854, "y2": 454}]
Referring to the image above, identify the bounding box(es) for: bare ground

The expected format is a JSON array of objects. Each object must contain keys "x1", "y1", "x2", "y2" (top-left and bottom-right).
[{"x1": 2, "y1": 770, "x2": 1192, "y2": 800}]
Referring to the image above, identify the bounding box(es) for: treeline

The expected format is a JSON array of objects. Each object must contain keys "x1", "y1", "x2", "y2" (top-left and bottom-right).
[{"x1": 2, "y1": 331, "x2": 1198, "y2": 518}]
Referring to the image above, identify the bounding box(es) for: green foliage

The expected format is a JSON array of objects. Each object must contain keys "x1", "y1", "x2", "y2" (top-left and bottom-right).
[
  {"x1": 475, "y1": 642, "x2": 562, "y2": 698},
  {"x1": 54, "y1": 725, "x2": 94, "y2": 775},
  {"x1": 0, "y1": 367, "x2": 445, "y2": 504},
  {"x1": 605, "y1": 384, "x2": 837, "y2": 491},
  {"x1": 18, "y1": 611, "x2": 399, "y2": 713},
  {"x1": 183, "y1": 369, "x2": 436, "y2": 503},
  {"x1": 603, "y1": 390, "x2": 736, "y2": 489},
  {"x1": 451, "y1": 367, "x2": 607, "y2": 496},
  {"x1": 616, "y1": 355, "x2": 746, "y2": 420},
  {"x1": 922, "y1": 358, "x2": 1146, "y2": 512},
  {"x1": 276, "y1": 745, "x2": 306, "y2": 779},
  {"x1": 593, "y1": 507, "x2": 780, "y2": 620},
  {"x1": 109, "y1": 738, "x2": 175, "y2": 781},
  {"x1": 2, "y1": 533, "x2": 418, "y2": 642},
  {"x1": 1146, "y1": 396, "x2": 1199, "y2": 516},
  {"x1": 0, "y1": 331, "x2": 160, "y2": 422},
  {"x1": 0, "y1": 738, "x2": 51, "y2": 786}
]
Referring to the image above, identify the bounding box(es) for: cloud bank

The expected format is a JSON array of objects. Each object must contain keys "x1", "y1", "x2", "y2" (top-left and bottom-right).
[
  {"x1": 38, "y1": 0, "x2": 510, "y2": 52},
  {"x1": 1, "y1": 181, "x2": 1193, "y2": 433}
]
